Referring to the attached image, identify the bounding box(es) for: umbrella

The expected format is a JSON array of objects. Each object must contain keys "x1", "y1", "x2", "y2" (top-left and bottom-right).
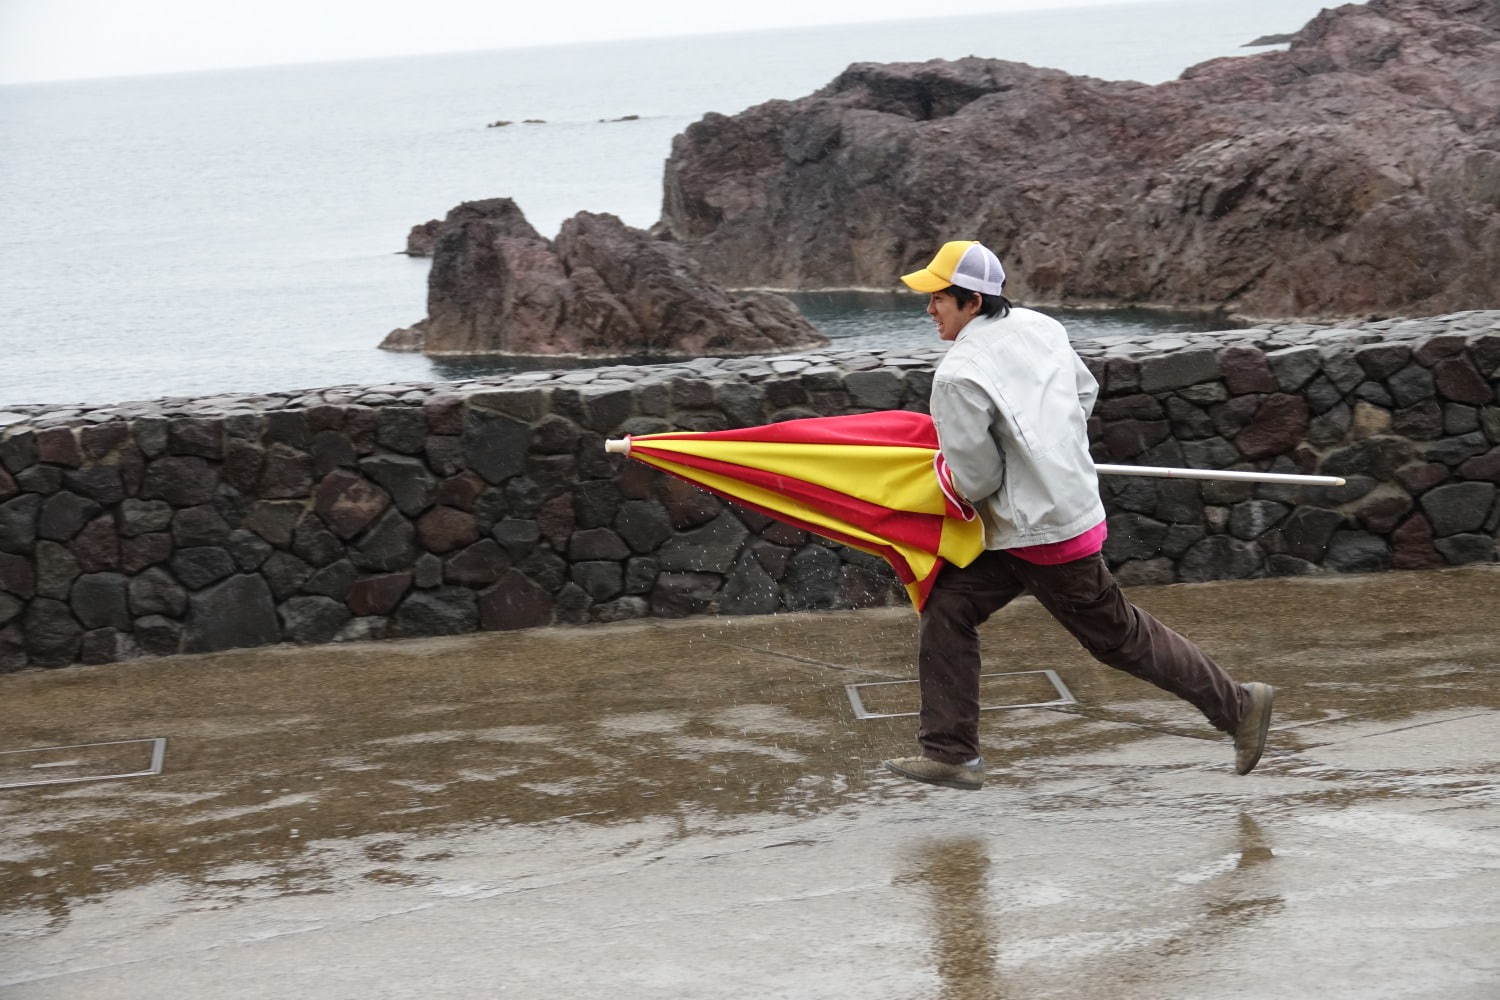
[
  {"x1": 607, "y1": 410, "x2": 984, "y2": 610},
  {"x1": 605, "y1": 410, "x2": 1345, "y2": 611}
]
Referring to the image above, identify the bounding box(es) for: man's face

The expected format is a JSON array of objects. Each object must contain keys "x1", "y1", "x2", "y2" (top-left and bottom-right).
[{"x1": 926, "y1": 290, "x2": 978, "y2": 342}]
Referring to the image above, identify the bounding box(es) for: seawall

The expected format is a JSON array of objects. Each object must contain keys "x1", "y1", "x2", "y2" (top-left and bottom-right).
[{"x1": 2, "y1": 311, "x2": 1498, "y2": 671}]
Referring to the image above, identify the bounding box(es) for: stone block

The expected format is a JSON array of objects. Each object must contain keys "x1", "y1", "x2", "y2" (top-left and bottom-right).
[
  {"x1": 38, "y1": 492, "x2": 101, "y2": 541},
  {"x1": 1218, "y1": 346, "x2": 1275, "y2": 394},
  {"x1": 1419, "y1": 482, "x2": 1496, "y2": 535},
  {"x1": 35, "y1": 427, "x2": 83, "y2": 467},
  {"x1": 143, "y1": 456, "x2": 219, "y2": 506},
  {"x1": 310, "y1": 430, "x2": 357, "y2": 475},
  {"x1": 376, "y1": 407, "x2": 427, "y2": 454},
  {"x1": 1179, "y1": 536, "x2": 1263, "y2": 581},
  {"x1": 570, "y1": 561, "x2": 624, "y2": 602},
  {"x1": 413, "y1": 552, "x2": 443, "y2": 588},
  {"x1": 134, "y1": 614, "x2": 183, "y2": 656},
  {"x1": 23, "y1": 598, "x2": 81, "y2": 665},
  {"x1": 1433, "y1": 358, "x2": 1493, "y2": 404},
  {"x1": 171, "y1": 505, "x2": 230, "y2": 547},
  {"x1": 1234, "y1": 394, "x2": 1309, "y2": 460},
  {"x1": 1267, "y1": 345, "x2": 1322, "y2": 392},
  {"x1": 1444, "y1": 404, "x2": 1480, "y2": 435},
  {"x1": 1424, "y1": 432, "x2": 1490, "y2": 467},
  {"x1": 463, "y1": 408, "x2": 531, "y2": 484},
  {"x1": 222, "y1": 439, "x2": 265, "y2": 493},
  {"x1": 415, "y1": 506, "x2": 479, "y2": 554},
  {"x1": 467, "y1": 388, "x2": 550, "y2": 422},
  {"x1": 1395, "y1": 462, "x2": 1449, "y2": 495},
  {"x1": 62, "y1": 467, "x2": 125, "y2": 505},
  {"x1": 1101, "y1": 419, "x2": 1170, "y2": 459},
  {"x1": 34, "y1": 540, "x2": 81, "y2": 599},
  {"x1": 347, "y1": 572, "x2": 412, "y2": 616},
  {"x1": 1275, "y1": 506, "x2": 1345, "y2": 561},
  {"x1": 479, "y1": 570, "x2": 555, "y2": 630},
  {"x1": 313, "y1": 469, "x2": 392, "y2": 540},
  {"x1": 590, "y1": 596, "x2": 649, "y2": 624},
  {"x1": 393, "y1": 587, "x2": 479, "y2": 637},
  {"x1": 262, "y1": 551, "x2": 313, "y2": 599},
  {"x1": 1307, "y1": 403, "x2": 1353, "y2": 446},
  {"x1": 258, "y1": 444, "x2": 313, "y2": 499},
  {"x1": 1324, "y1": 531, "x2": 1392, "y2": 573},
  {"x1": 1321, "y1": 439, "x2": 1414, "y2": 481},
  {"x1": 167, "y1": 418, "x2": 223, "y2": 459},
  {"x1": 1164, "y1": 396, "x2": 1214, "y2": 439},
  {"x1": 79, "y1": 422, "x2": 129, "y2": 460},
  {"x1": 1102, "y1": 513, "x2": 1167, "y2": 562},
  {"x1": 1228, "y1": 500, "x2": 1288, "y2": 540},
  {"x1": 1267, "y1": 554, "x2": 1324, "y2": 576},
  {"x1": 279, "y1": 595, "x2": 352, "y2": 643},
  {"x1": 845, "y1": 370, "x2": 904, "y2": 410},
  {"x1": 264, "y1": 411, "x2": 311, "y2": 448},
  {"x1": 445, "y1": 539, "x2": 511, "y2": 585},
  {"x1": 182, "y1": 574, "x2": 281, "y2": 653},
  {"x1": 1391, "y1": 514, "x2": 1444, "y2": 569},
  {"x1": 1435, "y1": 534, "x2": 1496, "y2": 565},
  {"x1": 1354, "y1": 493, "x2": 1413, "y2": 534},
  {"x1": 716, "y1": 381, "x2": 765, "y2": 427},
  {"x1": 359, "y1": 455, "x2": 436, "y2": 517},
  {"x1": 121, "y1": 532, "x2": 173, "y2": 574},
  {"x1": 1354, "y1": 343, "x2": 1410, "y2": 380},
  {"x1": 657, "y1": 511, "x2": 748, "y2": 574},
  {"x1": 71, "y1": 515, "x2": 120, "y2": 573},
  {"x1": 553, "y1": 582, "x2": 591, "y2": 625},
  {"x1": 72, "y1": 572, "x2": 131, "y2": 630},
  {"x1": 1387, "y1": 364, "x2": 1436, "y2": 408},
  {"x1": 1392, "y1": 401, "x2": 1443, "y2": 439},
  {"x1": 1354, "y1": 381, "x2": 1395, "y2": 407},
  {"x1": 302, "y1": 558, "x2": 358, "y2": 600},
  {"x1": 0, "y1": 551, "x2": 35, "y2": 599},
  {"x1": 1139, "y1": 348, "x2": 1219, "y2": 392},
  {"x1": 1458, "y1": 447, "x2": 1500, "y2": 483},
  {"x1": 781, "y1": 544, "x2": 842, "y2": 611}
]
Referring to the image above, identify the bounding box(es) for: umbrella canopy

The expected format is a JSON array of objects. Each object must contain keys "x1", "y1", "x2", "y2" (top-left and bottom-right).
[{"x1": 612, "y1": 410, "x2": 985, "y2": 611}]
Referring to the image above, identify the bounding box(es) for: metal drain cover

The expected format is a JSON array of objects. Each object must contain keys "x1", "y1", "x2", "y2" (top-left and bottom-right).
[
  {"x1": 845, "y1": 670, "x2": 1076, "y2": 721},
  {"x1": 0, "y1": 738, "x2": 166, "y2": 790}
]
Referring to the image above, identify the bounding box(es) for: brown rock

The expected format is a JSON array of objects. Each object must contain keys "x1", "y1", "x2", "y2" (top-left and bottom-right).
[
  {"x1": 71, "y1": 514, "x2": 120, "y2": 573},
  {"x1": 348, "y1": 572, "x2": 412, "y2": 616},
  {"x1": 1391, "y1": 514, "x2": 1444, "y2": 569},
  {"x1": 1355, "y1": 493, "x2": 1413, "y2": 533},
  {"x1": 1458, "y1": 447, "x2": 1500, "y2": 482},
  {"x1": 536, "y1": 494, "x2": 575, "y2": 549},
  {"x1": 435, "y1": 471, "x2": 486, "y2": 511},
  {"x1": 1219, "y1": 346, "x2": 1276, "y2": 395},
  {"x1": 120, "y1": 532, "x2": 172, "y2": 574},
  {"x1": 1432, "y1": 357, "x2": 1494, "y2": 405},
  {"x1": 35, "y1": 427, "x2": 82, "y2": 467},
  {"x1": 405, "y1": 219, "x2": 441, "y2": 257},
  {"x1": 659, "y1": 0, "x2": 1500, "y2": 318},
  {"x1": 415, "y1": 506, "x2": 479, "y2": 553},
  {"x1": 313, "y1": 469, "x2": 391, "y2": 540},
  {"x1": 1235, "y1": 394, "x2": 1309, "y2": 460},
  {"x1": 392, "y1": 199, "x2": 828, "y2": 357},
  {"x1": 478, "y1": 570, "x2": 554, "y2": 630},
  {"x1": 258, "y1": 444, "x2": 313, "y2": 499},
  {"x1": 80, "y1": 422, "x2": 129, "y2": 460},
  {"x1": 1350, "y1": 401, "x2": 1392, "y2": 439}
]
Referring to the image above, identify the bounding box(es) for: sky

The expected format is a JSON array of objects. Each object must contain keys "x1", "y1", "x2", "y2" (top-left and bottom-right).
[{"x1": 0, "y1": 0, "x2": 1156, "y2": 85}]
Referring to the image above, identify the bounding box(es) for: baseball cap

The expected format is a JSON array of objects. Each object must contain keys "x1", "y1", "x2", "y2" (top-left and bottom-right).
[{"x1": 900, "y1": 241, "x2": 1006, "y2": 295}]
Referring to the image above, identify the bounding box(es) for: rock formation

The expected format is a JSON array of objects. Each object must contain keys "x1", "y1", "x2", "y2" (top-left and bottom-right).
[
  {"x1": 382, "y1": 199, "x2": 827, "y2": 357},
  {"x1": 404, "y1": 219, "x2": 440, "y2": 257},
  {"x1": 658, "y1": 0, "x2": 1500, "y2": 320}
]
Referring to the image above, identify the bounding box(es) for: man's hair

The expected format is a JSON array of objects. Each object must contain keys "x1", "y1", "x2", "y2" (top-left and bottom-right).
[{"x1": 939, "y1": 284, "x2": 1012, "y2": 319}]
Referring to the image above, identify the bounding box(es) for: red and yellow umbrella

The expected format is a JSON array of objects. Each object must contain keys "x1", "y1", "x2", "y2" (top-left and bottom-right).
[{"x1": 606, "y1": 411, "x2": 985, "y2": 611}]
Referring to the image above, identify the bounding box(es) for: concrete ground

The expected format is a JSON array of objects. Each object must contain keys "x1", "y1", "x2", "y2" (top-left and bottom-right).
[{"x1": 1, "y1": 565, "x2": 1498, "y2": 999}]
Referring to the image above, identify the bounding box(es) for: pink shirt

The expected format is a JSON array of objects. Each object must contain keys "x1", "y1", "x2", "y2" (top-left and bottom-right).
[{"x1": 1007, "y1": 519, "x2": 1108, "y2": 565}]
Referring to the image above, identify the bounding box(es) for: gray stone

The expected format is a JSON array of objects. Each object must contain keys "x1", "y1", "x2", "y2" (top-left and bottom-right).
[
  {"x1": 167, "y1": 417, "x2": 223, "y2": 458},
  {"x1": 119, "y1": 498, "x2": 174, "y2": 537},
  {"x1": 1113, "y1": 558, "x2": 1175, "y2": 585},
  {"x1": 0, "y1": 593, "x2": 22, "y2": 628},
  {"x1": 1103, "y1": 513, "x2": 1168, "y2": 562},
  {"x1": 129, "y1": 567, "x2": 188, "y2": 617},
  {"x1": 0, "y1": 431, "x2": 38, "y2": 473},
  {"x1": 569, "y1": 527, "x2": 630, "y2": 562},
  {"x1": 78, "y1": 627, "x2": 138, "y2": 665},
  {"x1": 225, "y1": 528, "x2": 273, "y2": 571},
  {"x1": 570, "y1": 560, "x2": 624, "y2": 602},
  {"x1": 1321, "y1": 439, "x2": 1414, "y2": 480},
  {"x1": 463, "y1": 409, "x2": 531, "y2": 484},
  {"x1": 182, "y1": 574, "x2": 281, "y2": 653},
  {"x1": 520, "y1": 549, "x2": 568, "y2": 593},
  {"x1": 258, "y1": 444, "x2": 314, "y2": 499},
  {"x1": 1275, "y1": 506, "x2": 1346, "y2": 561},
  {"x1": 1387, "y1": 364, "x2": 1436, "y2": 408},
  {"x1": 413, "y1": 552, "x2": 444, "y2": 588},
  {"x1": 1424, "y1": 432, "x2": 1491, "y2": 467},
  {"x1": 1354, "y1": 343, "x2": 1410, "y2": 380},
  {"x1": 715, "y1": 381, "x2": 765, "y2": 427},
  {"x1": 1354, "y1": 381, "x2": 1395, "y2": 407},
  {"x1": 845, "y1": 369, "x2": 904, "y2": 409},
  {"x1": 261, "y1": 551, "x2": 313, "y2": 599},
  {"x1": 351, "y1": 508, "x2": 417, "y2": 571},
  {"x1": 376, "y1": 407, "x2": 427, "y2": 454},
  {"x1": 0, "y1": 552, "x2": 32, "y2": 599},
  {"x1": 1419, "y1": 482, "x2": 1496, "y2": 536},
  {"x1": 310, "y1": 430, "x2": 357, "y2": 475},
  {"x1": 279, "y1": 595, "x2": 353, "y2": 643},
  {"x1": 650, "y1": 571, "x2": 720, "y2": 618},
  {"x1": 1434, "y1": 533, "x2": 1496, "y2": 564},
  {"x1": 1319, "y1": 475, "x2": 1378, "y2": 504},
  {"x1": 302, "y1": 558, "x2": 359, "y2": 600},
  {"x1": 291, "y1": 516, "x2": 345, "y2": 567},
  {"x1": 445, "y1": 539, "x2": 511, "y2": 585},
  {"x1": 17, "y1": 465, "x2": 62, "y2": 495},
  {"x1": 657, "y1": 511, "x2": 748, "y2": 574},
  {"x1": 1392, "y1": 401, "x2": 1444, "y2": 439},
  {"x1": 1321, "y1": 350, "x2": 1365, "y2": 394},
  {"x1": 62, "y1": 467, "x2": 124, "y2": 505},
  {"x1": 782, "y1": 544, "x2": 842, "y2": 611},
  {"x1": 171, "y1": 505, "x2": 231, "y2": 547},
  {"x1": 720, "y1": 550, "x2": 781, "y2": 615},
  {"x1": 1161, "y1": 523, "x2": 1207, "y2": 558},
  {"x1": 134, "y1": 614, "x2": 183, "y2": 656},
  {"x1": 359, "y1": 455, "x2": 436, "y2": 517},
  {"x1": 1444, "y1": 404, "x2": 1480, "y2": 435},
  {"x1": 0, "y1": 494, "x2": 41, "y2": 554},
  {"x1": 1324, "y1": 531, "x2": 1392, "y2": 573},
  {"x1": 625, "y1": 556, "x2": 660, "y2": 594},
  {"x1": 1304, "y1": 376, "x2": 1343, "y2": 414},
  {"x1": 1307, "y1": 403, "x2": 1353, "y2": 446},
  {"x1": 23, "y1": 598, "x2": 82, "y2": 665},
  {"x1": 34, "y1": 541, "x2": 80, "y2": 599},
  {"x1": 492, "y1": 518, "x2": 541, "y2": 558},
  {"x1": 1228, "y1": 500, "x2": 1288, "y2": 540},
  {"x1": 1180, "y1": 436, "x2": 1240, "y2": 469},
  {"x1": 72, "y1": 572, "x2": 131, "y2": 630},
  {"x1": 1178, "y1": 536, "x2": 1263, "y2": 581},
  {"x1": 170, "y1": 547, "x2": 236, "y2": 590},
  {"x1": 590, "y1": 596, "x2": 650, "y2": 623},
  {"x1": 1267, "y1": 345, "x2": 1322, "y2": 392},
  {"x1": 554, "y1": 581, "x2": 592, "y2": 625},
  {"x1": 1164, "y1": 396, "x2": 1214, "y2": 439},
  {"x1": 264, "y1": 410, "x2": 310, "y2": 448},
  {"x1": 38, "y1": 491, "x2": 101, "y2": 541},
  {"x1": 143, "y1": 456, "x2": 219, "y2": 506},
  {"x1": 574, "y1": 480, "x2": 622, "y2": 529},
  {"x1": 1139, "y1": 348, "x2": 1219, "y2": 392},
  {"x1": 393, "y1": 586, "x2": 479, "y2": 636}
]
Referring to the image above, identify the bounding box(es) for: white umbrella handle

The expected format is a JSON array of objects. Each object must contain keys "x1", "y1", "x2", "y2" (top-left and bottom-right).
[{"x1": 605, "y1": 440, "x2": 1341, "y2": 486}]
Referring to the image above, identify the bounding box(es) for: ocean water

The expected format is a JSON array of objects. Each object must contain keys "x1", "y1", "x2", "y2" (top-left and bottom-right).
[{"x1": 0, "y1": 0, "x2": 1338, "y2": 409}]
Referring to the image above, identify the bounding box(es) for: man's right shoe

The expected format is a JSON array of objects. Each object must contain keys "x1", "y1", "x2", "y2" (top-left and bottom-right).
[
  {"x1": 1233, "y1": 682, "x2": 1275, "y2": 775},
  {"x1": 882, "y1": 755, "x2": 984, "y2": 791}
]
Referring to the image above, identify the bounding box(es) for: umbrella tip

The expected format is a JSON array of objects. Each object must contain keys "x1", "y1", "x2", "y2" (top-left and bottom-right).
[{"x1": 605, "y1": 438, "x2": 630, "y2": 455}]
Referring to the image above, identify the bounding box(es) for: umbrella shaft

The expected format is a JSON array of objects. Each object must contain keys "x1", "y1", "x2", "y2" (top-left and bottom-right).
[{"x1": 1097, "y1": 464, "x2": 1343, "y2": 486}]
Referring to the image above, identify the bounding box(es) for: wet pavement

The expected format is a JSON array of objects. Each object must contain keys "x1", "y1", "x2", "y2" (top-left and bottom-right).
[{"x1": 2, "y1": 566, "x2": 1498, "y2": 999}]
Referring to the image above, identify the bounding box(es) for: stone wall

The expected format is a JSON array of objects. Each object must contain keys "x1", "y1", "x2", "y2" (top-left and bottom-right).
[{"x1": 2, "y1": 311, "x2": 1498, "y2": 671}]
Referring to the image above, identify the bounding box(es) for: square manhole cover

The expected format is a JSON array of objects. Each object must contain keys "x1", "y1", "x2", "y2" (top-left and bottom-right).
[
  {"x1": 846, "y1": 670, "x2": 1075, "y2": 720},
  {"x1": 0, "y1": 738, "x2": 166, "y2": 790}
]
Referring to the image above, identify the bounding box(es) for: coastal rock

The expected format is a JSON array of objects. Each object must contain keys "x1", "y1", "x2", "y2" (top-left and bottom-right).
[
  {"x1": 385, "y1": 198, "x2": 827, "y2": 358},
  {"x1": 658, "y1": 0, "x2": 1500, "y2": 319},
  {"x1": 405, "y1": 219, "x2": 441, "y2": 257}
]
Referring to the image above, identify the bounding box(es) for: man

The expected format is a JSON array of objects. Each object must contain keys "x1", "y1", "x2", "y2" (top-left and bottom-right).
[{"x1": 881, "y1": 240, "x2": 1273, "y2": 791}]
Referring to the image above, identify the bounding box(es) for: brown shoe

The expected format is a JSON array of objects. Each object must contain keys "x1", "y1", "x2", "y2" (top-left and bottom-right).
[
  {"x1": 1233, "y1": 683, "x2": 1275, "y2": 775},
  {"x1": 882, "y1": 755, "x2": 984, "y2": 790}
]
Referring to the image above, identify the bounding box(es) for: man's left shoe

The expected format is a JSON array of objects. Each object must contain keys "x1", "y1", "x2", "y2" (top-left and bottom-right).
[
  {"x1": 1233, "y1": 682, "x2": 1275, "y2": 775},
  {"x1": 882, "y1": 756, "x2": 984, "y2": 790}
]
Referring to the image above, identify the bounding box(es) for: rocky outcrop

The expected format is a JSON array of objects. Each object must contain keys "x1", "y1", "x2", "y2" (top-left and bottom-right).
[
  {"x1": 658, "y1": 0, "x2": 1500, "y2": 320},
  {"x1": 404, "y1": 219, "x2": 440, "y2": 257},
  {"x1": 383, "y1": 199, "x2": 827, "y2": 358}
]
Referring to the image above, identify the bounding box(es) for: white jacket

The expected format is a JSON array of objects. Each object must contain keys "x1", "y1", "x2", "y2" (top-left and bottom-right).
[{"x1": 930, "y1": 307, "x2": 1105, "y2": 550}]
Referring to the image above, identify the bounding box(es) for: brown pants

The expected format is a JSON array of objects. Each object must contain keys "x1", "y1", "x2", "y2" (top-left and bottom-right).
[{"x1": 918, "y1": 550, "x2": 1249, "y2": 764}]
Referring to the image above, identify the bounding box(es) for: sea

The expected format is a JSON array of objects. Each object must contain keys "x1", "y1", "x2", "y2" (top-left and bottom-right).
[{"x1": 0, "y1": 0, "x2": 1339, "y2": 410}]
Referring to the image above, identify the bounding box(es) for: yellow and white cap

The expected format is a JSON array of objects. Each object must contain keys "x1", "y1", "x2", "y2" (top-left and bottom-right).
[{"x1": 900, "y1": 240, "x2": 1006, "y2": 295}]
